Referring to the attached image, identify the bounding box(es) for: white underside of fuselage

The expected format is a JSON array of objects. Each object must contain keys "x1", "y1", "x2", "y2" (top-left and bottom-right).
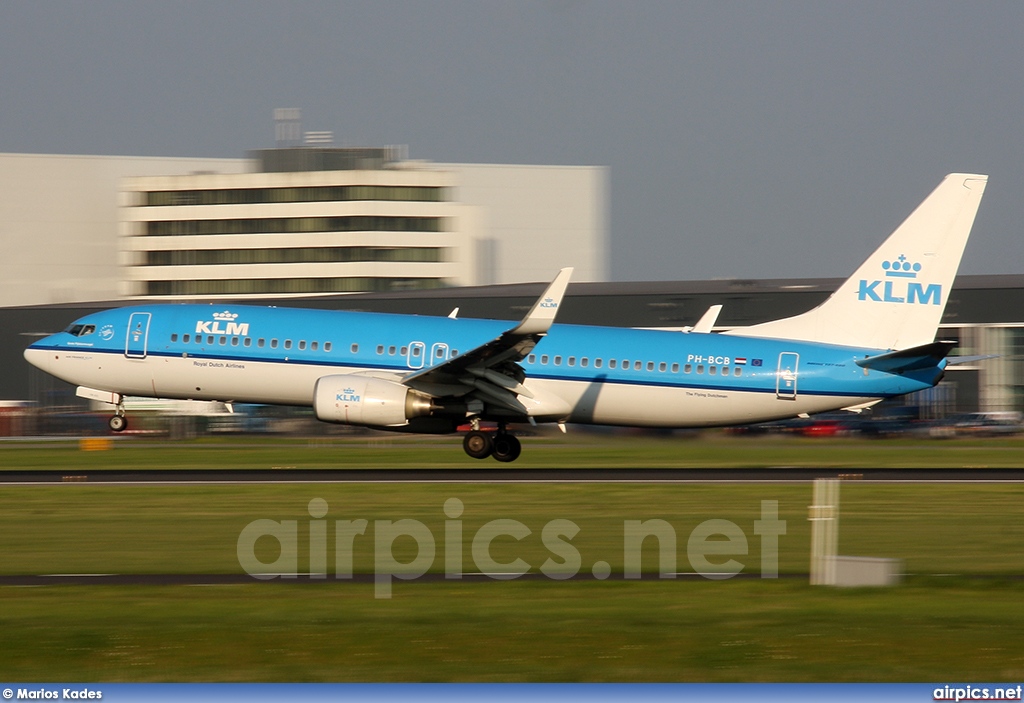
[{"x1": 29, "y1": 349, "x2": 873, "y2": 429}]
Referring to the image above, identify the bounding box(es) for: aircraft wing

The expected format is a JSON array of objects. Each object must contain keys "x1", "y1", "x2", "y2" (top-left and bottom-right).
[{"x1": 401, "y1": 268, "x2": 573, "y2": 413}]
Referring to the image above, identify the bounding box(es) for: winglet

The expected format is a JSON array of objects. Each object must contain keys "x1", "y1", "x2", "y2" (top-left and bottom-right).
[
  {"x1": 512, "y1": 267, "x2": 573, "y2": 336},
  {"x1": 692, "y1": 305, "x2": 723, "y2": 334}
]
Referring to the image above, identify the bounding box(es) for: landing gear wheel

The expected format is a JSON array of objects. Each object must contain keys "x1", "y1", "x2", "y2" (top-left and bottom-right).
[
  {"x1": 109, "y1": 415, "x2": 127, "y2": 432},
  {"x1": 463, "y1": 430, "x2": 494, "y2": 459},
  {"x1": 491, "y1": 434, "x2": 522, "y2": 463}
]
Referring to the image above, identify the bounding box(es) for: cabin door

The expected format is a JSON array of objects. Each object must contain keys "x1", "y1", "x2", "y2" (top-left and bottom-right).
[
  {"x1": 125, "y1": 312, "x2": 152, "y2": 359},
  {"x1": 776, "y1": 352, "x2": 799, "y2": 400},
  {"x1": 407, "y1": 341, "x2": 425, "y2": 369}
]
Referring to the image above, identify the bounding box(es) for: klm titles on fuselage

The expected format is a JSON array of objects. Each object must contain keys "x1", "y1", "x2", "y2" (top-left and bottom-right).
[
  {"x1": 857, "y1": 256, "x2": 941, "y2": 306},
  {"x1": 195, "y1": 311, "x2": 250, "y2": 336}
]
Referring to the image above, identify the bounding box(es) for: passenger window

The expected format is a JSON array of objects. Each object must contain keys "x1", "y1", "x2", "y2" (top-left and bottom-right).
[
  {"x1": 219, "y1": 336, "x2": 227, "y2": 345},
  {"x1": 722, "y1": 366, "x2": 729, "y2": 376},
  {"x1": 435, "y1": 347, "x2": 445, "y2": 358},
  {"x1": 646, "y1": 362, "x2": 654, "y2": 371},
  {"x1": 207, "y1": 336, "x2": 214, "y2": 345},
  {"x1": 171, "y1": 334, "x2": 178, "y2": 342},
  {"x1": 400, "y1": 346, "x2": 408, "y2": 355},
  {"x1": 568, "y1": 356, "x2": 575, "y2": 367},
  {"x1": 284, "y1": 340, "x2": 292, "y2": 350},
  {"x1": 554, "y1": 356, "x2": 562, "y2": 366},
  {"x1": 351, "y1": 343, "x2": 359, "y2": 354},
  {"x1": 710, "y1": 366, "x2": 717, "y2": 375},
  {"x1": 541, "y1": 355, "x2": 549, "y2": 364},
  {"x1": 634, "y1": 361, "x2": 642, "y2": 371},
  {"x1": 528, "y1": 354, "x2": 536, "y2": 364},
  {"x1": 324, "y1": 342, "x2": 332, "y2": 352},
  {"x1": 195, "y1": 335, "x2": 202, "y2": 345},
  {"x1": 671, "y1": 363, "x2": 679, "y2": 373},
  {"x1": 684, "y1": 364, "x2": 692, "y2": 373},
  {"x1": 258, "y1": 338, "x2": 265, "y2": 348},
  {"x1": 411, "y1": 347, "x2": 421, "y2": 357},
  {"x1": 231, "y1": 337, "x2": 239, "y2": 346},
  {"x1": 451, "y1": 349, "x2": 459, "y2": 357},
  {"x1": 183, "y1": 334, "x2": 190, "y2": 343},
  {"x1": 311, "y1": 341, "x2": 318, "y2": 351},
  {"x1": 388, "y1": 346, "x2": 396, "y2": 355},
  {"x1": 581, "y1": 358, "x2": 589, "y2": 367},
  {"x1": 244, "y1": 338, "x2": 252, "y2": 347},
  {"x1": 271, "y1": 339, "x2": 278, "y2": 349},
  {"x1": 609, "y1": 359, "x2": 617, "y2": 369},
  {"x1": 734, "y1": 367, "x2": 742, "y2": 376},
  {"x1": 299, "y1": 340, "x2": 306, "y2": 350},
  {"x1": 659, "y1": 362, "x2": 667, "y2": 372},
  {"x1": 621, "y1": 360, "x2": 629, "y2": 369},
  {"x1": 595, "y1": 358, "x2": 603, "y2": 368},
  {"x1": 376, "y1": 345, "x2": 384, "y2": 355},
  {"x1": 697, "y1": 365, "x2": 704, "y2": 374}
]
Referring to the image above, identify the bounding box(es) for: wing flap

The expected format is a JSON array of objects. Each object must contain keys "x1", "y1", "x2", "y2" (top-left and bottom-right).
[{"x1": 401, "y1": 268, "x2": 573, "y2": 414}]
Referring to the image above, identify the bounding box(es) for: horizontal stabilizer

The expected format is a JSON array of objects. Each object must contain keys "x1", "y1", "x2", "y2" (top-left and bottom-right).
[
  {"x1": 855, "y1": 341, "x2": 956, "y2": 374},
  {"x1": 945, "y1": 354, "x2": 998, "y2": 366}
]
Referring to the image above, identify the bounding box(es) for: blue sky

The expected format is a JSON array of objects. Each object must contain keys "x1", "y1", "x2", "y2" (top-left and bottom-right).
[{"x1": 2, "y1": 1, "x2": 1022, "y2": 282}]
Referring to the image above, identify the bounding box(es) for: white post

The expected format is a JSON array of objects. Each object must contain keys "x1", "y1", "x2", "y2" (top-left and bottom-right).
[{"x1": 809, "y1": 478, "x2": 840, "y2": 585}]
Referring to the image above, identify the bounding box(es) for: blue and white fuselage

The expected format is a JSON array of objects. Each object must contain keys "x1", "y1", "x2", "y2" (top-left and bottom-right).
[
  {"x1": 23, "y1": 173, "x2": 990, "y2": 461},
  {"x1": 25, "y1": 303, "x2": 937, "y2": 427}
]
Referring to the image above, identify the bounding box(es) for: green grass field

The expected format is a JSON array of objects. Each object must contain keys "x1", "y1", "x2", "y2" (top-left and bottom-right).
[
  {"x1": 3, "y1": 429, "x2": 1024, "y2": 468},
  {"x1": 1, "y1": 435, "x2": 1024, "y2": 681}
]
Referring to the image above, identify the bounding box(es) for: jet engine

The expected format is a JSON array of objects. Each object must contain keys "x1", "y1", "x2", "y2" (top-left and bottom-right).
[{"x1": 313, "y1": 375, "x2": 432, "y2": 427}]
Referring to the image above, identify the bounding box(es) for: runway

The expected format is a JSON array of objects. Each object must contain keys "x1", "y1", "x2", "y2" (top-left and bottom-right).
[{"x1": 2, "y1": 467, "x2": 1024, "y2": 483}]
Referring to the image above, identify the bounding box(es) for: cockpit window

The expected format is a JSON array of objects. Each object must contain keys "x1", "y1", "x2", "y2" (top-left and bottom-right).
[{"x1": 64, "y1": 324, "x2": 96, "y2": 337}]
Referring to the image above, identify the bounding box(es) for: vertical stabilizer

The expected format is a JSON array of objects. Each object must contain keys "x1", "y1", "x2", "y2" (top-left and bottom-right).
[{"x1": 725, "y1": 173, "x2": 988, "y2": 350}]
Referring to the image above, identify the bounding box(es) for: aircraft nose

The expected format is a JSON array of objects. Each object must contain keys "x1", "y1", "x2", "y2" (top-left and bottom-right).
[{"x1": 24, "y1": 341, "x2": 56, "y2": 372}]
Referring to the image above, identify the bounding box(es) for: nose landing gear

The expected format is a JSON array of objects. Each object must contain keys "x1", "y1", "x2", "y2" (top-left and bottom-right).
[{"x1": 108, "y1": 400, "x2": 127, "y2": 432}]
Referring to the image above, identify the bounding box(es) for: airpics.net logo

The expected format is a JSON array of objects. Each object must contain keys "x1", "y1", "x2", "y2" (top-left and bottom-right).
[
  {"x1": 857, "y1": 254, "x2": 942, "y2": 306},
  {"x1": 236, "y1": 498, "x2": 787, "y2": 598}
]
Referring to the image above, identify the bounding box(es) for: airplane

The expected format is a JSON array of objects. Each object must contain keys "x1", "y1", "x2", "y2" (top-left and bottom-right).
[{"x1": 24, "y1": 173, "x2": 988, "y2": 462}]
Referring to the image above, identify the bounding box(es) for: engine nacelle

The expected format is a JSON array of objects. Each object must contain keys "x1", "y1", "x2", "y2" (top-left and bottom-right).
[{"x1": 313, "y1": 375, "x2": 432, "y2": 427}]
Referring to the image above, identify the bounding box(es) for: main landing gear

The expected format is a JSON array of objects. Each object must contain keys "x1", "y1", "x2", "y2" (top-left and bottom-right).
[{"x1": 462, "y1": 422, "x2": 522, "y2": 463}]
